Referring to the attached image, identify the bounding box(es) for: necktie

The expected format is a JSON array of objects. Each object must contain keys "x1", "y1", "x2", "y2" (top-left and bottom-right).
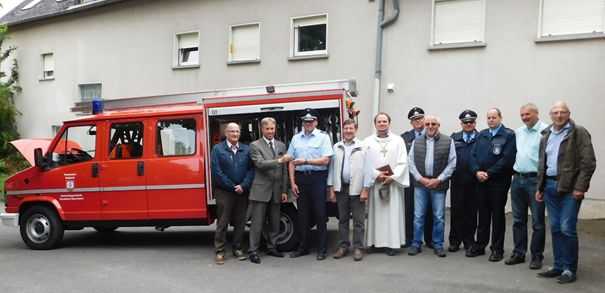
[
  {"x1": 268, "y1": 141, "x2": 276, "y2": 158},
  {"x1": 231, "y1": 144, "x2": 238, "y2": 154}
]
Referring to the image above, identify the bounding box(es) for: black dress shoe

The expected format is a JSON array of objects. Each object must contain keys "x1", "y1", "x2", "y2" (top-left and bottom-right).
[
  {"x1": 488, "y1": 251, "x2": 504, "y2": 262},
  {"x1": 529, "y1": 256, "x2": 543, "y2": 270},
  {"x1": 316, "y1": 253, "x2": 327, "y2": 261},
  {"x1": 466, "y1": 248, "x2": 485, "y2": 257},
  {"x1": 557, "y1": 271, "x2": 577, "y2": 284},
  {"x1": 504, "y1": 254, "x2": 525, "y2": 265},
  {"x1": 249, "y1": 253, "x2": 261, "y2": 264},
  {"x1": 385, "y1": 248, "x2": 398, "y2": 256},
  {"x1": 266, "y1": 249, "x2": 284, "y2": 258},
  {"x1": 537, "y1": 268, "x2": 562, "y2": 278},
  {"x1": 289, "y1": 250, "x2": 310, "y2": 258},
  {"x1": 448, "y1": 244, "x2": 460, "y2": 252}
]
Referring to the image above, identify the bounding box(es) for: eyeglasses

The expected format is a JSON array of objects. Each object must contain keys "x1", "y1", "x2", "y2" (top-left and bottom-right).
[
  {"x1": 424, "y1": 123, "x2": 438, "y2": 126},
  {"x1": 463, "y1": 121, "x2": 476, "y2": 125}
]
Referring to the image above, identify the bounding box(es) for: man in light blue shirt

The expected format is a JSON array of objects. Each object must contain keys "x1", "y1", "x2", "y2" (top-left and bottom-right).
[
  {"x1": 407, "y1": 115, "x2": 456, "y2": 257},
  {"x1": 507, "y1": 103, "x2": 549, "y2": 269},
  {"x1": 287, "y1": 108, "x2": 334, "y2": 260}
]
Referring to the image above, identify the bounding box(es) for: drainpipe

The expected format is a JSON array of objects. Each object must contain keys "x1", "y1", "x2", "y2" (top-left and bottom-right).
[{"x1": 372, "y1": 0, "x2": 400, "y2": 118}]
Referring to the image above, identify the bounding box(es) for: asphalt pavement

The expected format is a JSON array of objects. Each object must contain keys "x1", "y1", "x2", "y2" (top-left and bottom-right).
[{"x1": 0, "y1": 215, "x2": 603, "y2": 293}]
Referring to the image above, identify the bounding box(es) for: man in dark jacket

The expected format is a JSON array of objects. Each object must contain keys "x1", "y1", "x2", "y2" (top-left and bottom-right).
[
  {"x1": 449, "y1": 110, "x2": 480, "y2": 256},
  {"x1": 211, "y1": 122, "x2": 255, "y2": 265},
  {"x1": 536, "y1": 102, "x2": 596, "y2": 284},
  {"x1": 401, "y1": 107, "x2": 433, "y2": 248},
  {"x1": 468, "y1": 108, "x2": 516, "y2": 262}
]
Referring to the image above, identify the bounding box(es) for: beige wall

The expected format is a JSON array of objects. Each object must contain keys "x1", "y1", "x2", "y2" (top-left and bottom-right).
[{"x1": 5, "y1": 0, "x2": 604, "y2": 215}]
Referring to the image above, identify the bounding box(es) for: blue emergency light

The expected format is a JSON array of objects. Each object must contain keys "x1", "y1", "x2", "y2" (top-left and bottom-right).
[{"x1": 92, "y1": 96, "x2": 104, "y2": 114}]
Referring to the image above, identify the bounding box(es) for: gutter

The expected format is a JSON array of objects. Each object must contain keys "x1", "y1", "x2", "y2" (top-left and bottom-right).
[{"x1": 372, "y1": 0, "x2": 400, "y2": 118}]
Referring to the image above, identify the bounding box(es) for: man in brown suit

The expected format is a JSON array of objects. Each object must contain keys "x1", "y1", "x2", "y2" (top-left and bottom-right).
[{"x1": 248, "y1": 117, "x2": 292, "y2": 264}]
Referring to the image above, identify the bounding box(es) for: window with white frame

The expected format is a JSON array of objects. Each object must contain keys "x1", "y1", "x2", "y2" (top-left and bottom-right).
[
  {"x1": 431, "y1": 0, "x2": 486, "y2": 46},
  {"x1": 229, "y1": 23, "x2": 261, "y2": 63},
  {"x1": 79, "y1": 83, "x2": 102, "y2": 102},
  {"x1": 176, "y1": 32, "x2": 200, "y2": 67},
  {"x1": 41, "y1": 53, "x2": 54, "y2": 80},
  {"x1": 290, "y1": 14, "x2": 328, "y2": 57},
  {"x1": 539, "y1": 0, "x2": 605, "y2": 38}
]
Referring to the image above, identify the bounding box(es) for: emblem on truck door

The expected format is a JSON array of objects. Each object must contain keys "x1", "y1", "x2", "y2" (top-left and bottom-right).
[{"x1": 64, "y1": 173, "x2": 76, "y2": 191}]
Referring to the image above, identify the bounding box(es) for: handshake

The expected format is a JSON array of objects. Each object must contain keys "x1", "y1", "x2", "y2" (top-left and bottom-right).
[{"x1": 277, "y1": 154, "x2": 293, "y2": 164}]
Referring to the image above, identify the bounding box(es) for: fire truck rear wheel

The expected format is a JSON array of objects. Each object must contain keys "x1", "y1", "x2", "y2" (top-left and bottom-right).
[
  {"x1": 276, "y1": 203, "x2": 299, "y2": 252},
  {"x1": 20, "y1": 205, "x2": 64, "y2": 250}
]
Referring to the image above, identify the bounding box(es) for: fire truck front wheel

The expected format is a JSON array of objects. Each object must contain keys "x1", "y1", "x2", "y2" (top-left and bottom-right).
[
  {"x1": 276, "y1": 203, "x2": 299, "y2": 252},
  {"x1": 19, "y1": 205, "x2": 64, "y2": 250}
]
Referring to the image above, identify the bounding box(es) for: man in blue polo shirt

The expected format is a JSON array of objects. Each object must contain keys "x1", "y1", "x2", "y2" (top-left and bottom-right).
[{"x1": 287, "y1": 108, "x2": 334, "y2": 260}]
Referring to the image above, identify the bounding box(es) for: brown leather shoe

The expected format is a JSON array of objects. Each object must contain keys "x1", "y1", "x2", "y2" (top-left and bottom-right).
[
  {"x1": 333, "y1": 247, "x2": 348, "y2": 259},
  {"x1": 353, "y1": 248, "x2": 363, "y2": 261},
  {"x1": 215, "y1": 252, "x2": 225, "y2": 265}
]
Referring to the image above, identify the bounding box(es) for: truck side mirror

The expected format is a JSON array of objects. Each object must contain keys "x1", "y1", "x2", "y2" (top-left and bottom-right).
[{"x1": 34, "y1": 148, "x2": 46, "y2": 169}]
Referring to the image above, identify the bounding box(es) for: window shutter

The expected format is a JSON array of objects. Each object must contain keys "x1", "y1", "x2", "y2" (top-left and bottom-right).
[
  {"x1": 293, "y1": 15, "x2": 326, "y2": 28},
  {"x1": 434, "y1": 0, "x2": 484, "y2": 44},
  {"x1": 43, "y1": 54, "x2": 54, "y2": 71},
  {"x1": 541, "y1": 0, "x2": 605, "y2": 36},
  {"x1": 231, "y1": 24, "x2": 260, "y2": 61},
  {"x1": 178, "y1": 33, "x2": 199, "y2": 49}
]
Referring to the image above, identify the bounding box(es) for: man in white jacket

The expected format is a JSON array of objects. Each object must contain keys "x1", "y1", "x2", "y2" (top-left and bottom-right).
[{"x1": 328, "y1": 119, "x2": 366, "y2": 261}]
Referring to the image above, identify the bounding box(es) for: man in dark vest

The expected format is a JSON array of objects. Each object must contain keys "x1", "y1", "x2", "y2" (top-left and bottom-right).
[
  {"x1": 468, "y1": 108, "x2": 517, "y2": 262},
  {"x1": 401, "y1": 107, "x2": 433, "y2": 248},
  {"x1": 449, "y1": 110, "x2": 480, "y2": 256},
  {"x1": 406, "y1": 115, "x2": 456, "y2": 257}
]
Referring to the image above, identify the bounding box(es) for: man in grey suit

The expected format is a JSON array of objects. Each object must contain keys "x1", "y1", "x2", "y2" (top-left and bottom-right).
[{"x1": 248, "y1": 117, "x2": 292, "y2": 264}]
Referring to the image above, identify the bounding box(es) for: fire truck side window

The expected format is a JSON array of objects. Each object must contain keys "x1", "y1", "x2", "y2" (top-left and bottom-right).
[
  {"x1": 156, "y1": 118, "x2": 196, "y2": 156},
  {"x1": 51, "y1": 125, "x2": 96, "y2": 166},
  {"x1": 109, "y1": 122, "x2": 144, "y2": 160}
]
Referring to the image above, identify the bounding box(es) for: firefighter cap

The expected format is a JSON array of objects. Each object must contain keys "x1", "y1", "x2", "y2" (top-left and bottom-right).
[
  {"x1": 459, "y1": 109, "x2": 478, "y2": 122},
  {"x1": 301, "y1": 108, "x2": 319, "y2": 121},
  {"x1": 407, "y1": 107, "x2": 425, "y2": 120}
]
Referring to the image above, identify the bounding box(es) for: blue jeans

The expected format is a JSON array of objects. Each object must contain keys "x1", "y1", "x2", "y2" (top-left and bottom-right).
[
  {"x1": 544, "y1": 179, "x2": 582, "y2": 273},
  {"x1": 413, "y1": 186, "x2": 446, "y2": 250},
  {"x1": 511, "y1": 175, "x2": 545, "y2": 258}
]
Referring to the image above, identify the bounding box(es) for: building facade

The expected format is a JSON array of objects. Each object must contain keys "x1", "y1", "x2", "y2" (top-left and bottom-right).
[{"x1": 1, "y1": 0, "x2": 603, "y2": 216}]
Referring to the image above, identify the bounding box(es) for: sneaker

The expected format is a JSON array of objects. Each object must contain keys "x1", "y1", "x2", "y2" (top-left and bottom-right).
[
  {"x1": 353, "y1": 248, "x2": 364, "y2": 261},
  {"x1": 407, "y1": 246, "x2": 421, "y2": 256},
  {"x1": 557, "y1": 270, "x2": 577, "y2": 284},
  {"x1": 529, "y1": 256, "x2": 543, "y2": 270},
  {"x1": 504, "y1": 254, "x2": 525, "y2": 265},
  {"x1": 537, "y1": 268, "x2": 563, "y2": 278},
  {"x1": 215, "y1": 252, "x2": 225, "y2": 265},
  {"x1": 233, "y1": 249, "x2": 247, "y2": 261},
  {"x1": 434, "y1": 248, "x2": 447, "y2": 257},
  {"x1": 333, "y1": 247, "x2": 348, "y2": 259}
]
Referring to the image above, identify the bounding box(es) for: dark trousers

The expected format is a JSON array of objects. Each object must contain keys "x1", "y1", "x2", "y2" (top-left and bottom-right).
[
  {"x1": 295, "y1": 171, "x2": 328, "y2": 254},
  {"x1": 214, "y1": 188, "x2": 248, "y2": 253},
  {"x1": 449, "y1": 180, "x2": 479, "y2": 249},
  {"x1": 248, "y1": 199, "x2": 281, "y2": 253},
  {"x1": 476, "y1": 180, "x2": 510, "y2": 254},
  {"x1": 336, "y1": 184, "x2": 366, "y2": 249},
  {"x1": 404, "y1": 179, "x2": 433, "y2": 246},
  {"x1": 511, "y1": 175, "x2": 545, "y2": 259}
]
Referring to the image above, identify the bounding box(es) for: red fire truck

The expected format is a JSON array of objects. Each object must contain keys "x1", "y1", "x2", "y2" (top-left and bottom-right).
[{"x1": 1, "y1": 80, "x2": 357, "y2": 250}]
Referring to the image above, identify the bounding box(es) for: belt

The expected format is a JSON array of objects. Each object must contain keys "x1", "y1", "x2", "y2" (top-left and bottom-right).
[
  {"x1": 514, "y1": 172, "x2": 537, "y2": 178},
  {"x1": 295, "y1": 170, "x2": 328, "y2": 175}
]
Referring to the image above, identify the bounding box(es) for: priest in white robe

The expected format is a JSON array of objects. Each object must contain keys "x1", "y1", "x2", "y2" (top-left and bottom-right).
[{"x1": 362, "y1": 112, "x2": 409, "y2": 255}]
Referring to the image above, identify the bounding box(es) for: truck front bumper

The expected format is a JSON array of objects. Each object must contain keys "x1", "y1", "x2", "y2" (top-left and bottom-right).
[{"x1": 0, "y1": 213, "x2": 19, "y2": 227}]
